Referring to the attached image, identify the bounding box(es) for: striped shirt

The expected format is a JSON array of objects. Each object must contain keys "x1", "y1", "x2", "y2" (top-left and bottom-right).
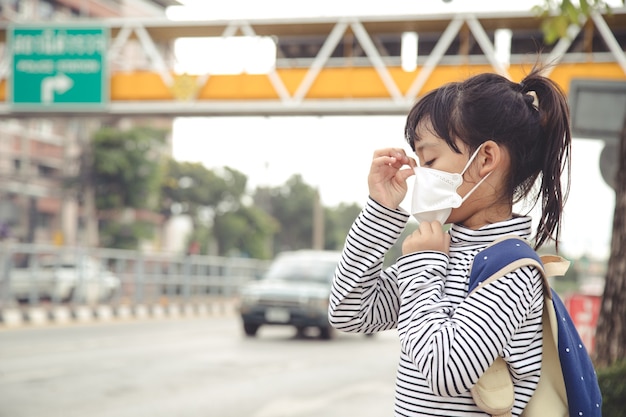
[{"x1": 328, "y1": 198, "x2": 544, "y2": 416}]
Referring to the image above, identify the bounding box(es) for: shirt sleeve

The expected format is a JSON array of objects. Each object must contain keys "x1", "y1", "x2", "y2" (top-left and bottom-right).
[
  {"x1": 397, "y1": 251, "x2": 544, "y2": 397},
  {"x1": 327, "y1": 197, "x2": 409, "y2": 333}
]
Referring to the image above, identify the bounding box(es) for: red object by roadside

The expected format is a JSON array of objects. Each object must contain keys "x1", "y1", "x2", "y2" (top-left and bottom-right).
[{"x1": 564, "y1": 294, "x2": 602, "y2": 354}]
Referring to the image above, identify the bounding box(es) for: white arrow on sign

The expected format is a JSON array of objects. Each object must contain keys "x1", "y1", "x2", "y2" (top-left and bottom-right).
[{"x1": 41, "y1": 73, "x2": 73, "y2": 104}]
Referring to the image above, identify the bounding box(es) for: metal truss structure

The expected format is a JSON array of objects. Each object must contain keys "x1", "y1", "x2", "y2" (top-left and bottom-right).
[{"x1": 0, "y1": 8, "x2": 625, "y2": 117}]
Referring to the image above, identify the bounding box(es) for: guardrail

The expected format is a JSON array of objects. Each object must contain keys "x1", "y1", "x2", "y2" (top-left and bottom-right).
[{"x1": 0, "y1": 243, "x2": 271, "y2": 327}]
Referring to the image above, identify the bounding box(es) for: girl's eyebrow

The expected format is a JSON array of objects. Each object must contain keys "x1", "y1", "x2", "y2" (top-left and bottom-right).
[{"x1": 415, "y1": 141, "x2": 439, "y2": 153}]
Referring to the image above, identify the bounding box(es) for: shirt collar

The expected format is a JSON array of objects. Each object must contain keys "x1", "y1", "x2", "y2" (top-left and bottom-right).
[{"x1": 448, "y1": 216, "x2": 533, "y2": 246}]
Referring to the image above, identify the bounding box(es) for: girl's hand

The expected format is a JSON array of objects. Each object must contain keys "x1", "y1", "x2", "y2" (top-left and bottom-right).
[
  {"x1": 368, "y1": 148, "x2": 416, "y2": 209},
  {"x1": 402, "y1": 221, "x2": 450, "y2": 255}
]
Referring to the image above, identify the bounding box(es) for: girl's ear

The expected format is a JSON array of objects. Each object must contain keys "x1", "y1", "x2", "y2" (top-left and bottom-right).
[{"x1": 478, "y1": 140, "x2": 502, "y2": 176}]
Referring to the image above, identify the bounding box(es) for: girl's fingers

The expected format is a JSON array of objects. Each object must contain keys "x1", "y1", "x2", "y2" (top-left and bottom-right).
[
  {"x1": 373, "y1": 149, "x2": 412, "y2": 166},
  {"x1": 419, "y1": 220, "x2": 434, "y2": 235},
  {"x1": 373, "y1": 148, "x2": 408, "y2": 158}
]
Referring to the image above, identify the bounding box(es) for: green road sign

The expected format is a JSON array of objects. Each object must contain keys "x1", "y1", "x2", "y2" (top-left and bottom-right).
[{"x1": 9, "y1": 25, "x2": 109, "y2": 111}]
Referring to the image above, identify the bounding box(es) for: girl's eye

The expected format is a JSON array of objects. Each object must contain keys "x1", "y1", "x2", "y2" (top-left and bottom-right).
[{"x1": 424, "y1": 159, "x2": 435, "y2": 167}]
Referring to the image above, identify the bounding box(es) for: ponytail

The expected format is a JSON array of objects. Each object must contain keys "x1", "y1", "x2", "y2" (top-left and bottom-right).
[{"x1": 519, "y1": 68, "x2": 571, "y2": 251}]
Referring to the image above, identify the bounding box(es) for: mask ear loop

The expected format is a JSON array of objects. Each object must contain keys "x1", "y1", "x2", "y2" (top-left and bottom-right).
[
  {"x1": 460, "y1": 171, "x2": 492, "y2": 203},
  {"x1": 459, "y1": 144, "x2": 484, "y2": 176},
  {"x1": 458, "y1": 143, "x2": 492, "y2": 203}
]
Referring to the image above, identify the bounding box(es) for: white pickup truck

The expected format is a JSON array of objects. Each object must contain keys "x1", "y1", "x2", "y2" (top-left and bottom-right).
[{"x1": 8, "y1": 256, "x2": 121, "y2": 304}]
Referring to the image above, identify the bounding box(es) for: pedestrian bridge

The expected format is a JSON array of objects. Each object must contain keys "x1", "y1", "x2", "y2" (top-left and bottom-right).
[{"x1": 0, "y1": 8, "x2": 625, "y2": 117}]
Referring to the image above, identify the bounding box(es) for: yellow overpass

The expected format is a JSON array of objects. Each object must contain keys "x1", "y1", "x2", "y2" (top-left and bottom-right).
[{"x1": 1, "y1": 9, "x2": 625, "y2": 116}]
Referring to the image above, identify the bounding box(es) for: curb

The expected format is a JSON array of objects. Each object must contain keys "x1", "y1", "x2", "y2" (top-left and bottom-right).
[{"x1": 0, "y1": 298, "x2": 239, "y2": 329}]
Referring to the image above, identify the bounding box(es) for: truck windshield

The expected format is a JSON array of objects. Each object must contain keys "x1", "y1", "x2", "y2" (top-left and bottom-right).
[{"x1": 264, "y1": 258, "x2": 337, "y2": 283}]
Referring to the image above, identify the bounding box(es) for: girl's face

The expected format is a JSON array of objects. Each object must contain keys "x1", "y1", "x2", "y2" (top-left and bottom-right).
[
  {"x1": 413, "y1": 122, "x2": 487, "y2": 227},
  {"x1": 413, "y1": 123, "x2": 472, "y2": 176}
]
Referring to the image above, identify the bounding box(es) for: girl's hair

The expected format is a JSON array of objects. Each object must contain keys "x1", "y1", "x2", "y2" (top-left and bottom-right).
[{"x1": 404, "y1": 67, "x2": 571, "y2": 250}]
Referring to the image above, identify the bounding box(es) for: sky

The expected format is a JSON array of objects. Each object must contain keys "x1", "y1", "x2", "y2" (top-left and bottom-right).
[{"x1": 167, "y1": 0, "x2": 618, "y2": 260}]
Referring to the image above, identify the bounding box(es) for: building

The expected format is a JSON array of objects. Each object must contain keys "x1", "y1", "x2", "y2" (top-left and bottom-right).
[
  {"x1": 0, "y1": 0, "x2": 178, "y2": 20},
  {"x1": 0, "y1": 0, "x2": 179, "y2": 248}
]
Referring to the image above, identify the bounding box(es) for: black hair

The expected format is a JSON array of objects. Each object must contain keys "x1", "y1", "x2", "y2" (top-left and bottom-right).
[{"x1": 404, "y1": 67, "x2": 571, "y2": 251}]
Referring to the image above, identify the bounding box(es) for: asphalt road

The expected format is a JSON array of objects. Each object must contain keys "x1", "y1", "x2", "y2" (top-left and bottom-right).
[{"x1": 0, "y1": 316, "x2": 401, "y2": 417}]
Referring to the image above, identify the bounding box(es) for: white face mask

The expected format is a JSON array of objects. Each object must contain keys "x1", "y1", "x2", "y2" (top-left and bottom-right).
[{"x1": 410, "y1": 144, "x2": 491, "y2": 225}]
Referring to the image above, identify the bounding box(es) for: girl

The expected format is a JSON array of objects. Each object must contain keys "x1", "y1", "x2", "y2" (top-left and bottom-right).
[{"x1": 328, "y1": 68, "x2": 571, "y2": 416}]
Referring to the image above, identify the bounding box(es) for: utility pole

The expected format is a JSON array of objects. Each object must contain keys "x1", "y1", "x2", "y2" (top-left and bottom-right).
[{"x1": 312, "y1": 188, "x2": 324, "y2": 250}]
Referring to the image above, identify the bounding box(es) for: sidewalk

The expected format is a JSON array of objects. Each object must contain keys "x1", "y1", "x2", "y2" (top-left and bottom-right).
[{"x1": 0, "y1": 297, "x2": 238, "y2": 329}]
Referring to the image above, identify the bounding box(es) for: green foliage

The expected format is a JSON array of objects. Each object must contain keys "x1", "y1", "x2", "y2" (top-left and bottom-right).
[
  {"x1": 324, "y1": 202, "x2": 363, "y2": 250},
  {"x1": 532, "y1": 0, "x2": 622, "y2": 44},
  {"x1": 160, "y1": 160, "x2": 250, "y2": 221},
  {"x1": 254, "y1": 180, "x2": 418, "y2": 259},
  {"x1": 88, "y1": 126, "x2": 168, "y2": 249},
  {"x1": 92, "y1": 126, "x2": 167, "y2": 210},
  {"x1": 597, "y1": 360, "x2": 626, "y2": 417},
  {"x1": 213, "y1": 205, "x2": 279, "y2": 259},
  {"x1": 185, "y1": 224, "x2": 211, "y2": 255},
  {"x1": 99, "y1": 220, "x2": 154, "y2": 250},
  {"x1": 161, "y1": 159, "x2": 278, "y2": 258},
  {"x1": 161, "y1": 159, "x2": 230, "y2": 221},
  {"x1": 258, "y1": 174, "x2": 319, "y2": 252}
]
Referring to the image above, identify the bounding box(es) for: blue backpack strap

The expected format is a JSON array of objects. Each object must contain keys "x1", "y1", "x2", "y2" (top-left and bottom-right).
[
  {"x1": 468, "y1": 236, "x2": 542, "y2": 293},
  {"x1": 469, "y1": 236, "x2": 602, "y2": 417},
  {"x1": 550, "y1": 289, "x2": 603, "y2": 416}
]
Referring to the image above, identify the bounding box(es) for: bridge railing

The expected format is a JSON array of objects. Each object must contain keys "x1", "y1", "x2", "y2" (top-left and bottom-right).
[{"x1": 0, "y1": 242, "x2": 271, "y2": 313}]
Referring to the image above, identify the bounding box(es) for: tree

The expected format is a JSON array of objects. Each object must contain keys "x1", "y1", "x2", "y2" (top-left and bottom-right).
[
  {"x1": 254, "y1": 174, "x2": 320, "y2": 253},
  {"x1": 595, "y1": 123, "x2": 626, "y2": 366},
  {"x1": 90, "y1": 126, "x2": 167, "y2": 249},
  {"x1": 92, "y1": 126, "x2": 166, "y2": 210},
  {"x1": 323, "y1": 202, "x2": 363, "y2": 250},
  {"x1": 161, "y1": 160, "x2": 233, "y2": 223},
  {"x1": 213, "y1": 205, "x2": 278, "y2": 259},
  {"x1": 532, "y1": 0, "x2": 623, "y2": 44},
  {"x1": 535, "y1": 0, "x2": 626, "y2": 366},
  {"x1": 160, "y1": 159, "x2": 277, "y2": 258}
]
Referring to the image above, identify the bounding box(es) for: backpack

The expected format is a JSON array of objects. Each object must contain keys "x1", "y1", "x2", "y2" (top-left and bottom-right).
[{"x1": 467, "y1": 236, "x2": 603, "y2": 417}]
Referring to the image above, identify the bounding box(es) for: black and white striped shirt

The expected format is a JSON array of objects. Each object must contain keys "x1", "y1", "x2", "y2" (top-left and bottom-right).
[{"x1": 328, "y1": 198, "x2": 544, "y2": 416}]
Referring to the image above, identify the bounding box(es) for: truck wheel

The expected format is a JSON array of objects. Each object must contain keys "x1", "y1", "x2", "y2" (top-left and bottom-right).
[
  {"x1": 243, "y1": 322, "x2": 259, "y2": 337},
  {"x1": 295, "y1": 326, "x2": 307, "y2": 338},
  {"x1": 319, "y1": 326, "x2": 334, "y2": 340}
]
